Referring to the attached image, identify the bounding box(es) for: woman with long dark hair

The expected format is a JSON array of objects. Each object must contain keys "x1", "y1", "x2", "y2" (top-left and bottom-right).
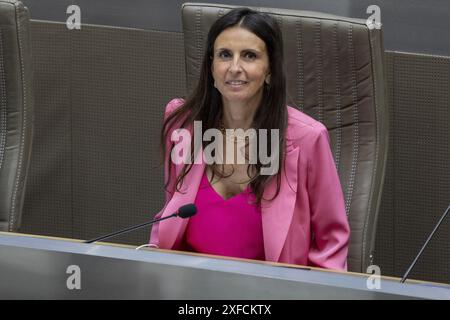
[{"x1": 149, "y1": 8, "x2": 350, "y2": 270}]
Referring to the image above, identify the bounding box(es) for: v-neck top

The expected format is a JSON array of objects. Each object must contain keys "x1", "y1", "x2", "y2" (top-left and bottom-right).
[{"x1": 183, "y1": 172, "x2": 265, "y2": 261}]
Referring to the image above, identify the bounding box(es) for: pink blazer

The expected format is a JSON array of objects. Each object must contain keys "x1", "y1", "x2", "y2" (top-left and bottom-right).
[{"x1": 149, "y1": 98, "x2": 350, "y2": 271}]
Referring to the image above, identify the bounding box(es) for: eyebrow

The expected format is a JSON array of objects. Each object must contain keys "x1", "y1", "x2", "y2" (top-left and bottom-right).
[{"x1": 215, "y1": 47, "x2": 263, "y2": 54}]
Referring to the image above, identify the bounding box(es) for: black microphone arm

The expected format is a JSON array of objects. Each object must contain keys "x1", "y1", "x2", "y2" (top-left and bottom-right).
[
  {"x1": 84, "y1": 203, "x2": 197, "y2": 244},
  {"x1": 400, "y1": 204, "x2": 450, "y2": 283}
]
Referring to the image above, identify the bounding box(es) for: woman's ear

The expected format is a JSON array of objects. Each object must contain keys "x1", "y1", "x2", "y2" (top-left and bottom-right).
[{"x1": 265, "y1": 73, "x2": 271, "y2": 85}]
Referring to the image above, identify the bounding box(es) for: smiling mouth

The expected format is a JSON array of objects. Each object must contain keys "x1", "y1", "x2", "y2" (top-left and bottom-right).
[{"x1": 225, "y1": 80, "x2": 248, "y2": 86}]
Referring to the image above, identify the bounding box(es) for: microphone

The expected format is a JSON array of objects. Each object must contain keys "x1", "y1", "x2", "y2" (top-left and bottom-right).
[
  {"x1": 400, "y1": 204, "x2": 450, "y2": 283},
  {"x1": 84, "y1": 203, "x2": 197, "y2": 244}
]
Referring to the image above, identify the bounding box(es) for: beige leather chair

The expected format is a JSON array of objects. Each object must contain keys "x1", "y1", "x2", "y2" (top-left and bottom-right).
[
  {"x1": 181, "y1": 2, "x2": 389, "y2": 273},
  {"x1": 0, "y1": 0, "x2": 33, "y2": 232}
]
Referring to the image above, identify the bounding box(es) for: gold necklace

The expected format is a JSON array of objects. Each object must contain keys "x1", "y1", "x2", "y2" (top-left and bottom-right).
[{"x1": 219, "y1": 120, "x2": 256, "y2": 144}]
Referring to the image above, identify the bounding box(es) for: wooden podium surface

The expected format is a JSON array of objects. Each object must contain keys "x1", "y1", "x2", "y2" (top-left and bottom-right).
[{"x1": 1, "y1": 232, "x2": 449, "y2": 299}]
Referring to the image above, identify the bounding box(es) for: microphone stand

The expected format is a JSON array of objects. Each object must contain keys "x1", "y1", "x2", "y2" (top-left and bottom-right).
[
  {"x1": 400, "y1": 204, "x2": 450, "y2": 283},
  {"x1": 84, "y1": 213, "x2": 177, "y2": 244}
]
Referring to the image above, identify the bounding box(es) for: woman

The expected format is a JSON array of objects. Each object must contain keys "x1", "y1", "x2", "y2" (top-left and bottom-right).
[{"x1": 149, "y1": 8, "x2": 350, "y2": 271}]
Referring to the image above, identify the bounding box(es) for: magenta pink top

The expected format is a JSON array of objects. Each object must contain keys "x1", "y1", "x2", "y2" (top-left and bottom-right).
[{"x1": 182, "y1": 172, "x2": 265, "y2": 261}]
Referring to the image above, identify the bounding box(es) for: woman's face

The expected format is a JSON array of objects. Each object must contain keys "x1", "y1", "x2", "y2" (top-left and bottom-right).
[{"x1": 211, "y1": 26, "x2": 270, "y2": 108}]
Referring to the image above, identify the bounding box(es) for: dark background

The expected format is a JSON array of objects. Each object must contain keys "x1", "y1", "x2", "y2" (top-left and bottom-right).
[{"x1": 23, "y1": 0, "x2": 450, "y2": 56}]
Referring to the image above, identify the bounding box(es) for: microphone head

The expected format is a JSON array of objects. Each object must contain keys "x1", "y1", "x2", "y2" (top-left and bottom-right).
[{"x1": 177, "y1": 204, "x2": 197, "y2": 218}]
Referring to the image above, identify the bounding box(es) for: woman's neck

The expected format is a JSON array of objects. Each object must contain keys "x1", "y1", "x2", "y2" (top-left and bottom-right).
[{"x1": 221, "y1": 99, "x2": 260, "y2": 130}]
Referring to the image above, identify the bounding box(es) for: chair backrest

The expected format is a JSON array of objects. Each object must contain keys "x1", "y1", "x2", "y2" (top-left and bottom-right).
[
  {"x1": 181, "y1": 2, "x2": 389, "y2": 273},
  {"x1": 0, "y1": 0, "x2": 34, "y2": 232}
]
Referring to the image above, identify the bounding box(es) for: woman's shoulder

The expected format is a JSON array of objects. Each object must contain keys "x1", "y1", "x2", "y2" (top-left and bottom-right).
[
  {"x1": 286, "y1": 105, "x2": 329, "y2": 147},
  {"x1": 165, "y1": 97, "x2": 185, "y2": 115}
]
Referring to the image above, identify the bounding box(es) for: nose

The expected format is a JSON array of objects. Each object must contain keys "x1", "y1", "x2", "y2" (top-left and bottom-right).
[{"x1": 229, "y1": 57, "x2": 243, "y2": 73}]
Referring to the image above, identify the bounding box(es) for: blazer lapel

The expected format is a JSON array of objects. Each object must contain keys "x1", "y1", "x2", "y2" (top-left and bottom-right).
[
  {"x1": 261, "y1": 140, "x2": 299, "y2": 262},
  {"x1": 158, "y1": 141, "x2": 206, "y2": 249}
]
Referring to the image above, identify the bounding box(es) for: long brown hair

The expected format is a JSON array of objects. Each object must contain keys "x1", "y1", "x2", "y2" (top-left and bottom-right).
[{"x1": 161, "y1": 8, "x2": 287, "y2": 206}]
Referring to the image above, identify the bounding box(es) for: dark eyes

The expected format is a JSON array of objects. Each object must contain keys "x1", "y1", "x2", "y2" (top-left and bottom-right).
[
  {"x1": 217, "y1": 50, "x2": 257, "y2": 60},
  {"x1": 244, "y1": 51, "x2": 256, "y2": 59},
  {"x1": 218, "y1": 50, "x2": 231, "y2": 58}
]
